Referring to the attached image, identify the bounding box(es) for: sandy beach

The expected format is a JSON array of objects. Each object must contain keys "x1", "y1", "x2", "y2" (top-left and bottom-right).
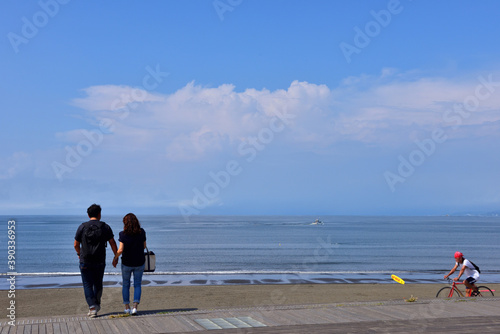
[{"x1": 4, "y1": 283, "x2": 499, "y2": 319}]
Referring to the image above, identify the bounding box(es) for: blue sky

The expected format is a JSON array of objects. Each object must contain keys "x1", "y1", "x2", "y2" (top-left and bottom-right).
[{"x1": 1, "y1": 0, "x2": 500, "y2": 216}]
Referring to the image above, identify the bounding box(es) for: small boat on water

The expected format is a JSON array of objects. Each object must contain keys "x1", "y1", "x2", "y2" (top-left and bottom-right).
[{"x1": 310, "y1": 218, "x2": 324, "y2": 225}]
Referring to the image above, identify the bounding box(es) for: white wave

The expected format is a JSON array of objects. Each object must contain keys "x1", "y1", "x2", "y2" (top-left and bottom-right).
[{"x1": 1, "y1": 270, "x2": 419, "y2": 276}]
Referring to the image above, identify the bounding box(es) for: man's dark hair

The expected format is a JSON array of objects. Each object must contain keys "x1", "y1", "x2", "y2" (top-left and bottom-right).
[{"x1": 87, "y1": 204, "x2": 102, "y2": 218}]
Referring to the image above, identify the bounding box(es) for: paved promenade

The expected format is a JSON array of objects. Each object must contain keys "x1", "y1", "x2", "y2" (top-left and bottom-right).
[{"x1": 1, "y1": 298, "x2": 499, "y2": 333}]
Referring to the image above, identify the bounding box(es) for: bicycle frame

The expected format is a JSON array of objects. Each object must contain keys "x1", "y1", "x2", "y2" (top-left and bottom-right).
[{"x1": 447, "y1": 280, "x2": 472, "y2": 297}]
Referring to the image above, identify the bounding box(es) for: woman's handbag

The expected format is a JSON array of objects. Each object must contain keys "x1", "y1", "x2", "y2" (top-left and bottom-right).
[{"x1": 144, "y1": 247, "x2": 156, "y2": 272}]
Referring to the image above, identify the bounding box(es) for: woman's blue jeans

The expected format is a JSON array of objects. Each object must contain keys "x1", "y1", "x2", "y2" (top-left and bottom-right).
[{"x1": 121, "y1": 263, "x2": 145, "y2": 304}]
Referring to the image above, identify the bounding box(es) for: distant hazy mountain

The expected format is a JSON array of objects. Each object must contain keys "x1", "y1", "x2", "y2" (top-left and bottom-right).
[{"x1": 448, "y1": 211, "x2": 500, "y2": 217}]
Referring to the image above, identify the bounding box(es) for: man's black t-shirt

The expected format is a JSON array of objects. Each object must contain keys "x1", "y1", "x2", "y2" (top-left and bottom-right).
[
  {"x1": 119, "y1": 228, "x2": 146, "y2": 267},
  {"x1": 75, "y1": 220, "x2": 114, "y2": 264}
]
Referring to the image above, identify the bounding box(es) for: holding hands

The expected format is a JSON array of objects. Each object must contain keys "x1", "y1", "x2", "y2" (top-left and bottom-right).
[{"x1": 112, "y1": 256, "x2": 119, "y2": 268}]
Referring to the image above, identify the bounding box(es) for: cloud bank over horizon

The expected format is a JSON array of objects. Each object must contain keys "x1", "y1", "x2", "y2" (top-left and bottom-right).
[
  {"x1": 2, "y1": 68, "x2": 500, "y2": 215},
  {"x1": 67, "y1": 69, "x2": 500, "y2": 160}
]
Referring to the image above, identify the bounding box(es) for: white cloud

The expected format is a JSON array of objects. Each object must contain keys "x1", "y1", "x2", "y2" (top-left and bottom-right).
[
  {"x1": 326, "y1": 70, "x2": 500, "y2": 145},
  {"x1": 165, "y1": 125, "x2": 227, "y2": 161},
  {"x1": 68, "y1": 80, "x2": 332, "y2": 161},
  {"x1": 66, "y1": 71, "x2": 500, "y2": 162},
  {"x1": 72, "y1": 85, "x2": 163, "y2": 111}
]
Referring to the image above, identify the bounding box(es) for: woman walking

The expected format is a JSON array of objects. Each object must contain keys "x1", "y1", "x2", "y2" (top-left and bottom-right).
[{"x1": 113, "y1": 213, "x2": 146, "y2": 315}]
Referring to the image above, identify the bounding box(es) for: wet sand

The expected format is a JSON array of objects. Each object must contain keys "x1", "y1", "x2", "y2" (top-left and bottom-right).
[{"x1": 4, "y1": 283, "x2": 499, "y2": 319}]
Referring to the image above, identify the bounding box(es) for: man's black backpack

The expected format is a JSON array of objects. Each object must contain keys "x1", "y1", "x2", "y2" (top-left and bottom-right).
[
  {"x1": 81, "y1": 221, "x2": 104, "y2": 260},
  {"x1": 468, "y1": 260, "x2": 481, "y2": 273}
]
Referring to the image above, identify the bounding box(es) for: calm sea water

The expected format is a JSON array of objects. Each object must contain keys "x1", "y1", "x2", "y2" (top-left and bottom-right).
[{"x1": 1, "y1": 215, "x2": 499, "y2": 288}]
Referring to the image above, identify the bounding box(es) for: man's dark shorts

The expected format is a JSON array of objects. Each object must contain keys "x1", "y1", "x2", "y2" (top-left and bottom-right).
[{"x1": 466, "y1": 277, "x2": 477, "y2": 284}]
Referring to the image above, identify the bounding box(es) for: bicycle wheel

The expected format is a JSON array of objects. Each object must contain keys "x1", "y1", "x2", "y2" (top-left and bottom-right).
[
  {"x1": 436, "y1": 287, "x2": 459, "y2": 298},
  {"x1": 476, "y1": 286, "x2": 494, "y2": 297}
]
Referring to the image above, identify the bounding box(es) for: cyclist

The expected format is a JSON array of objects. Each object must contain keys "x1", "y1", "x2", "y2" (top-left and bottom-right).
[{"x1": 444, "y1": 251, "x2": 480, "y2": 296}]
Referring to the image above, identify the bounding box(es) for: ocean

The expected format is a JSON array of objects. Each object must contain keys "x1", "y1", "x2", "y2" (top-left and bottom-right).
[{"x1": 1, "y1": 215, "x2": 499, "y2": 289}]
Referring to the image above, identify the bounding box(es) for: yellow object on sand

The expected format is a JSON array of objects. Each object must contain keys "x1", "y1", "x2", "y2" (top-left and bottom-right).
[{"x1": 391, "y1": 274, "x2": 405, "y2": 284}]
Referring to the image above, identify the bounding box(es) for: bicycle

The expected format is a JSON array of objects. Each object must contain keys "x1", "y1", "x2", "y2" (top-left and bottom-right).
[{"x1": 436, "y1": 278, "x2": 494, "y2": 298}]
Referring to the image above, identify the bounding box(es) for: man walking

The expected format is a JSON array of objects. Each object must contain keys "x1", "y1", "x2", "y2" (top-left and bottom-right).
[{"x1": 74, "y1": 204, "x2": 117, "y2": 317}]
